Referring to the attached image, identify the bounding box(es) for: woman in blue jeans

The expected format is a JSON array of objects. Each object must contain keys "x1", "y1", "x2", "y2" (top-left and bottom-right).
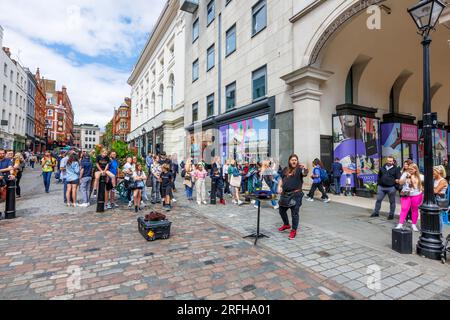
[
  {"x1": 183, "y1": 159, "x2": 194, "y2": 200},
  {"x1": 41, "y1": 151, "x2": 56, "y2": 193}
]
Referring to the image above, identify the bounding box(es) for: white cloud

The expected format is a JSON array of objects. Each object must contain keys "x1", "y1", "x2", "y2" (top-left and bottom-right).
[
  {"x1": 3, "y1": 28, "x2": 129, "y2": 127},
  {"x1": 0, "y1": 0, "x2": 166, "y2": 57},
  {"x1": 0, "y1": 0, "x2": 167, "y2": 128}
]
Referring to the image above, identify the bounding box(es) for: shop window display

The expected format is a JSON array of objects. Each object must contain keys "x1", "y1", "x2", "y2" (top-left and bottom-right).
[{"x1": 333, "y1": 115, "x2": 380, "y2": 188}]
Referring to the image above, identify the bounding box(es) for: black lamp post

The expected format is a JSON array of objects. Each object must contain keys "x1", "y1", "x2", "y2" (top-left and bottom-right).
[
  {"x1": 408, "y1": 0, "x2": 446, "y2": 260},
  {"x1": 141, "y1": 128, "x2": 147, "y2": 158}
]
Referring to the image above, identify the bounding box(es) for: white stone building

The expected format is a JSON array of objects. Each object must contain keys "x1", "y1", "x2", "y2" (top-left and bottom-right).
[
  {"x1": 0, "y1": 26, "x2": 28, "y2": 151},
  {"x1": 180, "y1": 0, "x2": 449, "y2": 182},
  {"x1": 76, "y1": 123, "x2": 100, "y2": 151},
  {"x1": 128, "y1": 0, "x2": 187, "y2": 159}
]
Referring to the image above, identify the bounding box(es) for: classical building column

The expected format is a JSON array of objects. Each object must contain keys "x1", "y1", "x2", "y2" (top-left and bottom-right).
[{"x1": 281, "y1": 66, "x2": 333, "y2": 185}]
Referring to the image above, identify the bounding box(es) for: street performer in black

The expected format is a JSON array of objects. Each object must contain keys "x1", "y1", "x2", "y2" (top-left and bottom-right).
[{"x1": 277, "y1": 154, "x2": 309, "y2": 240}]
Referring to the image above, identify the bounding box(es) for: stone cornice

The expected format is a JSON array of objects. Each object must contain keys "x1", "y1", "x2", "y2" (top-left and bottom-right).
[
  {"x1": 290, "y1": 88, "x2": 324, "y2": 102},
  {"x1": 128, "y1": 0, "x2": 179, "y2": 85},
  {"x1": 281, "y1": 66, "x2": 333, "y2": 87},
  {"x1": 289, "y1": 0, "x2": 326, "y2": 23}
]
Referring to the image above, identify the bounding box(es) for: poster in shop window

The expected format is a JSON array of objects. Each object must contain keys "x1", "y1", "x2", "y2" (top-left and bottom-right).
[
  {"x1": 381, "y1": 123, "x2": 402, "y2": 166},
  {"x1": 357, "y1": 117, "x2": 380, "y2": 185},
  {"x1": 418, "y1": 128, "x2": 448, "y2": 172},
  {"x1": 434, "y1": 129, "x2": 448, "y2": 166},
  {"x1": 333, "y1": 115, "x2": 380, "y2": 188},
  {"x1": 220, "y1": 115, "x2": 269, "y2": 164}
]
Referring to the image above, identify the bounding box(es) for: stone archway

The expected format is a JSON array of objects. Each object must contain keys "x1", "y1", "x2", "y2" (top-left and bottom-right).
[
  {"x1": 307, "y1": 0, "x2": 387, "y2": 66},
  {"x1": 284, "y1": 0, "x2": 449, "y2": 179}
]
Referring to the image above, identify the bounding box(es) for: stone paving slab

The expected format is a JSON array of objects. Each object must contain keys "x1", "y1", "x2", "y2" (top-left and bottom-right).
[
  {"x1": 180, "y1": 190, "x2": 450, "y2": 300},
  {"x1": 0, "y1": 169, "x2": 361, "y2": 300},
  {"x1": 2, "y1": 169, "x2": 449, "y2": 300}
]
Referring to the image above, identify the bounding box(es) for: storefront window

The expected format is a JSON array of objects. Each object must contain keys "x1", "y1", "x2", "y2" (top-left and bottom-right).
[{"x1": 219, "y1": 114, "x2": 269, "y2": 164}]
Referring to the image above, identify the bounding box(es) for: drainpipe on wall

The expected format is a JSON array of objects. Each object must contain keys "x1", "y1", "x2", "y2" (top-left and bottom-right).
[{"x1": 218, "y1": 13, "x2": 222, "y2": 116}]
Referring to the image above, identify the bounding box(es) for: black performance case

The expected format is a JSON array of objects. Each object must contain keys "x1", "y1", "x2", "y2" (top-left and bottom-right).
[
  {"x1": 392, "y1": 228, "x2": 413, "y2": 254},
  {"x1": 138, "y1": 217, "x2": 172, "y2": 241}
]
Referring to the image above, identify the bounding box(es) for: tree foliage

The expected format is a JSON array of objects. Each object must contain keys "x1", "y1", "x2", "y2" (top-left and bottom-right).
[{"x1": 103, "y1": 120, "x2": 113, "y2": 149}]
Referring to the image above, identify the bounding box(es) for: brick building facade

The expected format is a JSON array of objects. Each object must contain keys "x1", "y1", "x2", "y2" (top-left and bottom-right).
[
  {"x1": 112, "y1": 97, "x2": 131, "y2": 143},
  {"x1": 43, "y1": 79, "x2": 74, "y2": 149},
  {"x1": 34, "y1": 68, "x2": 46, "y2": 152}
]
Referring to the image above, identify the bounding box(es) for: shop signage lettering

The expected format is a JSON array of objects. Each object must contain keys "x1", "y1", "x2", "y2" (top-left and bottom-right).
[
  {"x1": 359, "y1": 174, "x2": 378, "y2": 184},
  {"x1": 401, "y1": 124, "x2": 418, "y2": 142}
]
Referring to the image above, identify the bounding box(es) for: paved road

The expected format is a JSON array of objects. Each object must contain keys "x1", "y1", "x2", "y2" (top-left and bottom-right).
[
  {"x1": 194, "y1": 185, "x2": 450, "y2": 300},
  {"x1": 0, "y1": 168, "x2": 360, "y2": 300}
]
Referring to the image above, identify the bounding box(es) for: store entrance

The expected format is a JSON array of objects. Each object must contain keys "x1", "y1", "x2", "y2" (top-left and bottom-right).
[{"x1": 320, "y1": 135, "x2": 333, "y2": 172}]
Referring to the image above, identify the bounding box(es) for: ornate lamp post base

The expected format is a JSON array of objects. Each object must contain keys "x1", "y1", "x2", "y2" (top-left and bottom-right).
[{"x1": 417, "y1": 203, "x2": 444, "y2": 260}]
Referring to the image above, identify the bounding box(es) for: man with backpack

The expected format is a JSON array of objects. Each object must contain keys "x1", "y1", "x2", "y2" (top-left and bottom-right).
[{"x1": 305, "y1": 158, "x2": 330, "y2": 203}]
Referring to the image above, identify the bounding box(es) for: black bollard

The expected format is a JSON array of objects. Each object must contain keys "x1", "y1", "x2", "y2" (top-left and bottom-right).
[
  {"x1": 210, "y1": 178, "x2": 217, "y2": 205},
  {"x1": 5, "y1": 179, "x2": 16, "y2": 219},
  {"x1": 97, "y1": 175, "x2": 106, "y2": 213}
]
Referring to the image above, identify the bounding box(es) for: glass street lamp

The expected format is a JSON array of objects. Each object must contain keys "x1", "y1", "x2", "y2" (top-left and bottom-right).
[
  {"x1": 408, "y1": 0, "x2": 446, "y2": 33},
  {"x1": 408, "y1": 0, "x2": 446, "y2": 260}
]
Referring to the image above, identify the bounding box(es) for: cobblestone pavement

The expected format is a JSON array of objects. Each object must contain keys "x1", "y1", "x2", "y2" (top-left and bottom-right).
[
  {"x1": 185, "y1": 188, "x2": 450, "y2": 301},
  {"x1": 0, "y1": 168, "x2": 360, "y2": 300}
]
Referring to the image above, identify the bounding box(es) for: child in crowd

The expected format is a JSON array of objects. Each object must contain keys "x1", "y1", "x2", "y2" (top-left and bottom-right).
[
  {"x1": 212, "y1": 167, "x2": 225, "y2": 205},
  {"x1": 132, "y1": 163, "x2": 147, "y2": 213},
  {"x1": 160, "y1": 163, "x2": 173, "y2": 211},
  {"x1": 344, "y1": 174, "x2": 353, "y2": 196},
  {"x1": 193, "y1": 163, "x2": 208, "y2": 205}
]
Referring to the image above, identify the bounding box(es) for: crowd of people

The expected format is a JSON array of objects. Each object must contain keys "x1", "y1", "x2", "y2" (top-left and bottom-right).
[
  {"x1": 0, "y1": 149, "x2": 31, "y2": 200},
  {"x1": 178, "y1": 155, "x2": 333, "y2": 240},
  {"x1": 28, "y1": 148, "x2": 334, "y2": 239},
  {"x1": 372, "y1": 156, "x2": 449, "y2": 232},
  {"x1": 9, "y1": 145, "x2": 450, "y2": 240}
]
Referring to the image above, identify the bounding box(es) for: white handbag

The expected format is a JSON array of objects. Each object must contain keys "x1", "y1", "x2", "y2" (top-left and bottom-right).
[{"x1": 229, "y1": 175, "x2": 242, "y2": 188}]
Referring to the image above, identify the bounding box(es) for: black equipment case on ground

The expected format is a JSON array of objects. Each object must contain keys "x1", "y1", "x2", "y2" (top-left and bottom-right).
[
  {"x1": 138, "y1": 217, "x2": 172, "y2": 241},
  {"x1": 392, "y1": 228, "x2": 413, "y2": 254}
]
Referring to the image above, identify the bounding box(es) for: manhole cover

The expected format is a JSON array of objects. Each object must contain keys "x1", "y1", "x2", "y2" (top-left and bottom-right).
[
  {"x1": 405, "y1": 261, "x2": 418, "y2": 267},
  {"x1": 204, "y1": 260, "x2": 215, "y2": 266}
]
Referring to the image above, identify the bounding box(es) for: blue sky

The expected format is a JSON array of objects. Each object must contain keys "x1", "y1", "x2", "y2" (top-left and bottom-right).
[{"x1": 0, "y1": 0, "x2": 166, "y2": 128}]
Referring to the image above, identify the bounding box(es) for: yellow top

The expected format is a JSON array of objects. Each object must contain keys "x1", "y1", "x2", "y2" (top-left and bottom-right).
[{"x1": 41, "y1": 157, "x2": 56, "y2": 173}]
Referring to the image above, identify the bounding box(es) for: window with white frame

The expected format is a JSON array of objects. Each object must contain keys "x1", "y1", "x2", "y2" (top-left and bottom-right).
[
  {"x1": 252, "y1": 65, "x2": 267, "y2": 101},
  {"x1": 192, "y1": 59, "x2": 199, "y2": 82},
  {"x1": 207, "y1": 0, "x2": 215, "y2": 26},
  {"x1": 192, "y1": 18, "x2": 199, "y2": 42},
  {"x1": 207, "y1": 44, "x2": 215, "y2": 71},
  {"x1": 252, "y1": 0, "x2": 267, "y2": 36}
]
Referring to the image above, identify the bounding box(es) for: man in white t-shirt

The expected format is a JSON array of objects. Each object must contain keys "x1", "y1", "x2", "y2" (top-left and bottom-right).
[{"x1": 122, "y1": 157, "x2": 134, "y2": 208}]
